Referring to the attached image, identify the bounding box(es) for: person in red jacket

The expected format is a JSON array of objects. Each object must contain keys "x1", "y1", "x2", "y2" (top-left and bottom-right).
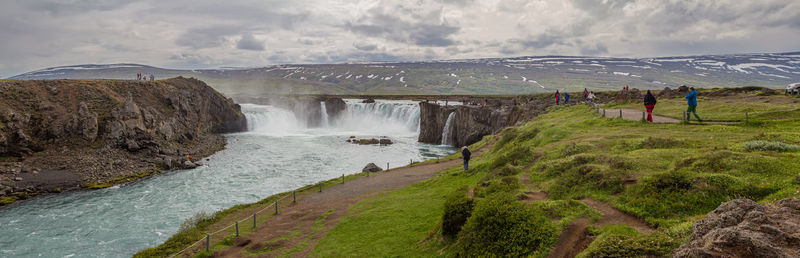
[
  {"x1": 643, "y1": 90, "x2": 657, "y2": 122},
  {"x1": 555, "y1": 90, "x2": 560, "y2": 105}
]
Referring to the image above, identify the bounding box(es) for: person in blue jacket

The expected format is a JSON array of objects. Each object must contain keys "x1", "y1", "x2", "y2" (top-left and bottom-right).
[
  {"x1": 685, "y1": 87, "x2": 702, "y2": 121},
  {"x1": 564, "y1": 92, "x2": 570, "y2": 104},
  {"x1": 461, "y1": 146, "x2": 471, "y2": 170}
]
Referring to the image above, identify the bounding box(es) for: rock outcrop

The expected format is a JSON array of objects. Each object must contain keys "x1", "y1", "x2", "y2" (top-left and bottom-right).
[
  {"x1": 362, "y1": 163, "x2": 383, "y2": 172},
  {"x1": 324, "y1": 97, "x2": 347, "y2": 120},
  {"x1": 418, "y1": 100, "x2": 549, "y2": 147},
  {"x1": 0, "y1": 77, "x2": 246, "y2": 205},
  {"x1": 675, "y1": 199, "x2": 800, "y2": 258}
]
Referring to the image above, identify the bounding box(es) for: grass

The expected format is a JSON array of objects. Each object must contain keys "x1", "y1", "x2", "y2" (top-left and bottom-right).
[
  {"x1": 308, "y1": 102, "x2": 800, "y2": 256},
  {"x1": 605, "y1": 92, "x2": 800, "y2": 121}
]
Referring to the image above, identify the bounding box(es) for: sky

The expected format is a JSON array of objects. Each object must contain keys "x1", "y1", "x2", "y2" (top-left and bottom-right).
[{"x1": 1, "y1": 0, "x2": 799, "y2": 77}]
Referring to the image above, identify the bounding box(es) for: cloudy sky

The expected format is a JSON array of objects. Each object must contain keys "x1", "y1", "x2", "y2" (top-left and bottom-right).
[{"x1": 1, "y1": 0, "x2": 799, "y2": 77}]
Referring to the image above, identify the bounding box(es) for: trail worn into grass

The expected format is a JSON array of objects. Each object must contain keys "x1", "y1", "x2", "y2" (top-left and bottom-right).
[
  {"x1": 189, "y1": 144, "x2": 492, "y2": 257},
  {"x1": 579, "y1": 198, "x2": 654, "y2": 234},
  {"x1": 548, "y1": 217, "x2": 591, "y2": 258}
]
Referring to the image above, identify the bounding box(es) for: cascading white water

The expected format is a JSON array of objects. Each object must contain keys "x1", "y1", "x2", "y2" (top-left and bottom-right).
[
  {"x1": 320, "y1": 101, "x2": 329, "y2": 127},
  {"x1": 242, "y1": 104, "x2": 305, "y2": 136},
  {"x1": 241, "y1": 100, "x2": 421, "y2": 137},
  {"x1": 441, "y1": 112, "x2": 456, "y2": 146}
]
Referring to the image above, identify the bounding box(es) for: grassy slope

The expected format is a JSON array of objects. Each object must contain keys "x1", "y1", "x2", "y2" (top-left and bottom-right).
[
  {"x1": 606, "y1": 91, "x2": 800, "y2": 121},
  {"x1": 310, "y1": 102, "x2": 800, "y2": 256}
]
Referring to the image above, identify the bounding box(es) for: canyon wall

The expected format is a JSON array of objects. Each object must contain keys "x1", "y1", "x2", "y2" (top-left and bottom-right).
[{"x1": 0, "y1": 77, "x2": 246, "y2": 204}]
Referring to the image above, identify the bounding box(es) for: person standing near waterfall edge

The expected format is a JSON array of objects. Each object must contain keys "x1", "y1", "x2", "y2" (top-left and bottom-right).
[{"x1": 462, "y1": 146, "x2": 471, "y2": 170}]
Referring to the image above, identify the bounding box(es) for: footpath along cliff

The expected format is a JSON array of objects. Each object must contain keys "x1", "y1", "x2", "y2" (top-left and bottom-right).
[{"x1": 0, "y1": 77, "x2": 246, "y2": 205}]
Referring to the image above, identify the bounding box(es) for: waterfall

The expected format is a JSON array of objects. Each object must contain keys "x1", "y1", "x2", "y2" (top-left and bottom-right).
[
  {"x1": 240, "y1": 100, "x2": 421, "y2": 136},
  {"x1": 441, "y1": 112, "x2": 455, "y2": 146},
  {"x1": 320, "y1": 101, "x2": 329, "y2": 127}
]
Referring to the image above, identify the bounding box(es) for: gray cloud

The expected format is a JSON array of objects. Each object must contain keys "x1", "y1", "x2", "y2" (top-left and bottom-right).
[
  {"x1": 1, "y1": 0, "x2": 799, "y2": 77},
  {"x1": 345, "y1": 5, "x2": 460, "y2": 47},
  {"x1": 236, "y1": 34, "x2": 265, "y2": 51}
]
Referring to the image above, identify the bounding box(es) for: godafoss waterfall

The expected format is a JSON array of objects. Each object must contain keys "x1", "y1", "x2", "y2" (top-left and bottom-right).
[{"x1": 0, "y1": 99, "x2": 455, "y2": 257}]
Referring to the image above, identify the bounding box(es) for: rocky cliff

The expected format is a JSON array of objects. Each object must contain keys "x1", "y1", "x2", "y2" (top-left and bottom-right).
[
  {"x1": 418, "y1": 99, "x2": 551, "y2": 147},
  {"x1": 0, "y1": 77, "x2": 246, "y2": 205}
]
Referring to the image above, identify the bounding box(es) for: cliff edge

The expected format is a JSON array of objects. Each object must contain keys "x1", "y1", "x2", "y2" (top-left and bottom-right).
[{"x1": 0, "y1": 77, "x2": 246, "y2": 205}]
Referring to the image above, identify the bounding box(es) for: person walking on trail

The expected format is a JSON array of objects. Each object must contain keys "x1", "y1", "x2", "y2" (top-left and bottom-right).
[
  {"x1": 462, "y1": 146, "x2": 471, "y2": 170},
  {"x1": 588, "y1": 92, "x2": 596, "y2": 103},
  {"x1": 564, "y1": 92, "x2": 570, "y2": 104},
  {"x1": 583, "y1": 88, "x2": 589, "y2": 100},
  {"x1": 685, "y1": 87, "x2": 702, "y2": 122},
  {"x1": 555, "y1": 90, "x2": 561, "y2": 105},
  {"x1": 643, "y1": 90, "x2": 657, "y2": 122},
  {"x1": 150, "y1": 74, "x2": 154, "y2": 81}
]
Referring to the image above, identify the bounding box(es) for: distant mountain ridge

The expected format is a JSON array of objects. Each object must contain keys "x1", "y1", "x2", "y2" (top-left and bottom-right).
[{"x1": 9, "y1": 52, "x2": 800, "y2": 95}]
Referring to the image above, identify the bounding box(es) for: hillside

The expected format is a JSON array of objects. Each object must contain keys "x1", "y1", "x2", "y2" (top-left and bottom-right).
[
  {"x1": 9, "y1": 52, "x2": 800, "y2": 96},
  {"x1": 150, "y1": 88, "x2": 800, "y2": 257},
  {"x1": 0, "y1": 78, "x2": 246, "y2": 206}
]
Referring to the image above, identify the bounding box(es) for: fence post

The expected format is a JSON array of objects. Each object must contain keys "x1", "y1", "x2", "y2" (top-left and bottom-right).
[
  {"x1": 319, "y1": 183, "x2": 322, "y2": 192},
  {"x1": 410, "y1": 159, "x2": 413, "y2": 166},
  {"x1": 274, "y1": 201, "x2": 278, "y2": 214},
  {"x1": 342, "y1": 174, "x2": 345, "y2": 184},
  {"x1": 387, "y1": 162, "x2": 389, "y2": 170},
  {"x1": 253, "y1": 213, "x2": 256, "y2": 228},
  {"x1": 235, "y1": 221, "x2": 239, "y2": 237},
  {"x1": 642, "y1": 111, "x2": 645, "y2": 121},
  {"x1": 746, "y1": 112, "x2": 749, "y2": 124},
  {"x1": 206, "y1": 234, "x2": 210, "y2": 252},
  {"x1": 293, "y1": 190, "x2": 296, "y2": 203},
  {"x1": 619, "y1": 109, "x2": 622, "y2": 118},
  {"x1": 602, "y1": 109, "x2": 606, "y2": 117}
]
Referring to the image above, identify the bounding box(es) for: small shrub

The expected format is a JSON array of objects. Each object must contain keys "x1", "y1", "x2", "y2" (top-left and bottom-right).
[
  {"x1": 178, "y1": 211, "x2": 217, "y2": 233},
  {"x1": 490, "y1": 145, "x2": 534, "y2": 169},
  {"x1": 578, "y1": 230, "x2": 683, "y2": 258},
  {"x1": 743, "y1": 140, "x2": 800, "y2": 152},
  {"x1": 645, "y1": 171, "x2": 692, "y2": 192},
  {"x1": 476, "y1": 176, "x2": 523, "y2": 197},
  {"x1": 496, "y1": 164, "x2": 522, "y2": 176},
  {"x1": 442, "y1": 187, "x2": 475, "y2": 237},
  {"x1": 457, "y1": 194, "x2": 557, "y2": 257}
]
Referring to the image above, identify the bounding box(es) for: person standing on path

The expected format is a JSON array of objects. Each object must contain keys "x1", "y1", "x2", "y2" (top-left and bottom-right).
[
  {"x1": 564, "y1": 92, "x2": 570, "y2": 104},
  {"x1": 555, "y1": 90, "x2": 560, "y2": 105},
  {"x1": 643, "y1": 90, "x2": 657, "y2": 122},
  {"x1": 685, "y1": 87, "x2": 702, "y2": 122},
  {"x1": 583, "y1": 88, "x2": 589, "y2": 100},
  {"x1": 588, "y1": 92, "x2": 596, "y2": 103},
  {"x1": 462, "y1": 146, "x2": 471, "y2": 170}
]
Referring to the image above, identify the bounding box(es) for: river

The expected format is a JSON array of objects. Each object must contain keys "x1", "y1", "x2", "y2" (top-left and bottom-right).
[{"x1": 0, "y1": 100, "x2": 456, "y2": 257}]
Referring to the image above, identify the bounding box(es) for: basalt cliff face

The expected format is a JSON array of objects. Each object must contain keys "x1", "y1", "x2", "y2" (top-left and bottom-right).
[
  {"x1": 0, "y1": 77, "x2": 246, "y2": 205},
  {"x1": 418, "y1": 99, "x2": 552, "y2": 147}
]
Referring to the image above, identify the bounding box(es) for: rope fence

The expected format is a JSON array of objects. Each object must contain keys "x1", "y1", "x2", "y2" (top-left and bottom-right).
[
  {"x1": 590, "y1": 104, "x2": 791, "y2": 124},
  {"x1": 166, "y1": 158, "x2": 419, "y2": 257}
]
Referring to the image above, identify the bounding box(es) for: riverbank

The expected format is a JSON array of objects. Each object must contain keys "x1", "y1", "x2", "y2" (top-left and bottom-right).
[{"x1": 0, "y1": 77, "x2": 246, "y2": 206}]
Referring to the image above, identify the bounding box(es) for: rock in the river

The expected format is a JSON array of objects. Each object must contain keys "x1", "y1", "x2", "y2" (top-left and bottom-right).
[
  {"x1": 182, "y1": 160, "x2": 198, "y2": 169},
  {"x1": 362, "y1": 163, "x2": 383, "y2": 172},
  {"x1": 324, "y1": 98, "x2": 347, "y2": 120},
  {"x1": 379, "y1": 138, "x2": 393, "y2": 145},
  {"x1": 362, "y1": 98, "x2": 375, "y2": 103},
  {"x1": 674, "y1": 198, "x2": 800, "y2": 258}
]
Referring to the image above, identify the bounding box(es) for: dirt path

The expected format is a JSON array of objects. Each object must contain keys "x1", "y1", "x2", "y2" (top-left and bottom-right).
[
  {"x1": 579, "y1": 198, "x2": 654, "y2": 234},
  {"x1": 547, "y1": 217, "x2": 592, "y2": 258},
  {"x1": 183, "y1": 143, "x2": 493, "y2": 257}
]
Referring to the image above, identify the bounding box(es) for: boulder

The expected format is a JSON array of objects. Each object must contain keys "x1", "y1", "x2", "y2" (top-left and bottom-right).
[
  {"x1": 675, "y1": 199, "x2": 800, "y2": 258},
  {"x1": 362, "y1": 163, "x2": 383, "y2": 172},
  {"x1": 182, "y1": 160, "x2": 198, "y2": 169},
  {"x1": 362, "y1": 98, "x2": 376, "y2": 103},
  {"x1": 379, "y1": 138, "x2": 393, "y2": 145}
]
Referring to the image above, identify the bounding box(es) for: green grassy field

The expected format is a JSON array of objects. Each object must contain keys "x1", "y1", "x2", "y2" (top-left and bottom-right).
[
  {"x1": 308, "y1": 103, "x2": 800, "y2": 257},
  {"x1": 606, "y1": 91, "x2": 800, "y2": 121}
]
